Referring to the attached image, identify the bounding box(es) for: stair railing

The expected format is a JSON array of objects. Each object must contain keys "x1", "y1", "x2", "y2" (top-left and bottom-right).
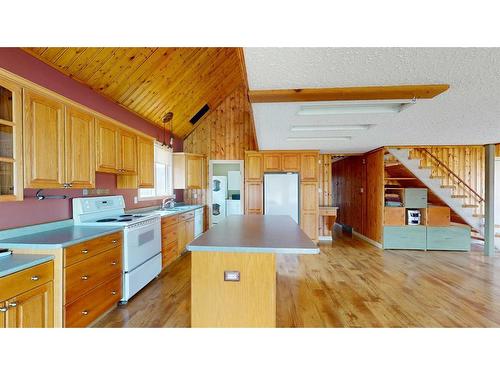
[{"x1": 414, "y1": 148, "x2": 484, "y2": 215}]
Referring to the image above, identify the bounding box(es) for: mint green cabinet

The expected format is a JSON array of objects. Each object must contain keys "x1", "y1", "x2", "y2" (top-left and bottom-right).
[
  {"x1": 404, "y1": 188, "x2": 427, "y2": 208},
  {"x1": 383, "y1": 226, "x2": 426, "y2": 250},
  {"x1": 427, "y1": 226, "x2": 471, "y2": 251}
]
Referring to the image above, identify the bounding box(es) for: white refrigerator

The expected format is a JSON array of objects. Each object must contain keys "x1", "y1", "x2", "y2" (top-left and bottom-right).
[{"x1": 264, "y1": 173, "x2": 299, "y2": 223}]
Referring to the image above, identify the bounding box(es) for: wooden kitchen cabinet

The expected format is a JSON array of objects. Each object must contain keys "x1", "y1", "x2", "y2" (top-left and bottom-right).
[
  {"x1": 161, "y1": 215, "x2": 179, "y2": 268},
  {"x1": 300, "y1": 153, "x2": 319, "y2": 181},
  {"x1": 118, "y1": 128, "x2": 137, "y2": 174},
  {"x1": 64, "y1": 105, "x2": 95, "y2": 188},
  {"x1": 116, "y1": 136, "x2": 155, "y2": 189},
  {"x1": 245, "y1": 152, "x2": 263, "y2": 181},
  {"x1": 23, "y1": 90, "x2": 65, "y2": 188},
  {"x1": 0, "y1": 260, "x2": 55, "y2": 328},
  {"x1": 281, "y1": 153, "x2": 300, "y2": 172},
  {"x1": 263, "y1": 153, "x2": 282, "y2": 172},
  {"x1": 95, "y1": 118, "x2": 120, "y2": 173},
  {"x1": 177, "y1": 219, "x2": 187, "y2": 255},
  {"x1": 300, "y1": 182, "x2": 318, "y2": 241},
  {"x1": 245, "y1": 181, "x2": 263, "y2": 214},
  {"x1": 173, "y1": 153, "x2": 205, "y2": 189},
  {"x1": 0, "y1": 76, "x2": 23, "y2": 201}
]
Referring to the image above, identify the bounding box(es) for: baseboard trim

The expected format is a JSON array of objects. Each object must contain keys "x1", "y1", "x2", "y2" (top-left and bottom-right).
[
  {"x1": 318, "y1": 236, "x2": 332, "y2": 242},
  {"x1": 352, "y1": 230, "x2": 383, "y2": 249}
]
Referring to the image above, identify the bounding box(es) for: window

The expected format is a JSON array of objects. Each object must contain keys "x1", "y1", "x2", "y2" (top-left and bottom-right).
[{"x1": 138, "y1": 142, "x2": 173, "y2": 200}]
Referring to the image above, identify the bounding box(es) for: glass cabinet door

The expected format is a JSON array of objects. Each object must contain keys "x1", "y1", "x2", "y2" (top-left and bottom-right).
[{"x1": 0, "y1": 77, "x2": 22, "y2": 201}]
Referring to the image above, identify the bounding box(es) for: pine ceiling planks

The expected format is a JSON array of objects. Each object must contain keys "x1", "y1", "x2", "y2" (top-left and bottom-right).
[{"x1": 22, "y1": 47, "x2": 245, "y2": 138}]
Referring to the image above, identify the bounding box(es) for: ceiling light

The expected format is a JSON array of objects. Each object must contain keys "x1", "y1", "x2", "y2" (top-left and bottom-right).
[
  {"x1": 297, "y1": 99, "x2": 416, "y2": 116},
  {"x1": 290, "y1": 124, "x2": 372, "y2": 132},
  {"x1": 287, "y1": 136, "x2": 351, "y2": 142}
]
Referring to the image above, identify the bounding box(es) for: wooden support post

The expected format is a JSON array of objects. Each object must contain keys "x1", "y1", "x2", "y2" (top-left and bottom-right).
[{"x1": 484, "y1": 144, "x2": 495, "y2": 256}]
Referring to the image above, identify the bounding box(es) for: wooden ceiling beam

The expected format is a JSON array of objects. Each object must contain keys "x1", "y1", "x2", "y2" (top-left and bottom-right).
[{"x1": 248, "y1": 84, "x2": 450, "y2": 103}]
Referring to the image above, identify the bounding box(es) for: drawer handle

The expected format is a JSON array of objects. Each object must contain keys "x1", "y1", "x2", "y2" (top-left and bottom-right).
[
  {"x1": 31, "y1": 275, "x2": 40, "y2": 281},
  {"x1": 111, "y1": 261, "x2": 118, "y2": 266},
  {"x1": 0, "y1": 307, "x2": 8, "y2": 313},
  {"x1": 81, "y1": 310, "x2": 89, "y2": 316},
  {"x1": 81, "y1": 249, "x2": 89, "y2": 254},
  {"x1": 111, "y1": 290, "x2": 117, "y2": 295},
  {"x1": 8, "y1": 302, "x2": 17, "y2": 308},
  {"x1": 81, "y1": 275, "x2": 89, "y2": 280}
]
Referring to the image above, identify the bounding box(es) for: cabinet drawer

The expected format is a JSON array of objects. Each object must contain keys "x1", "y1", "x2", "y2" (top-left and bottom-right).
[
  {"x1": 162, "y1": 224, "x2": 178, "y2": 244},
  {"x1": 404, "y1": 188, "x2": 428, "y2": 208},
  {"x1": 162, "y1": 240, "x2": 178, "y2": 268},
  {"x1": 65, "y1": 275, "x2": 121, "y2": 328},
  {"x1": 179, "y1": 211, "x2": 194, "y2": 221},
  {"x1": 161, "y1": 215, "x2": 179, "y2": 227},
  {"x1": 427, "y1": 226, "x2": 470, "y2": 251},
  {"x1": 0, "y1": 261, "x2": 53, "y2": 301},
  {"x1": 65, "y1": 247, "x2": 122, "y2": 305},
  {"x1": 65, "y1": 231, "x2": 122, "y2": 267},
  {"x1": 383, "y1": 226, "x2": 426, "y2": 250}
]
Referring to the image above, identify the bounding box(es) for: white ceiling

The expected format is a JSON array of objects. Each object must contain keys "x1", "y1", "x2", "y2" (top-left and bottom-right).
[{"x1": 243, "y1": 48, "x2": 500, "y2": 153}]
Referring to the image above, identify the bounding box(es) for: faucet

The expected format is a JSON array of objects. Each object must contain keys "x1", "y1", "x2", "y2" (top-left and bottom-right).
[{"x1": 162, "y1": 197, "x2": 176, "y2": 210}]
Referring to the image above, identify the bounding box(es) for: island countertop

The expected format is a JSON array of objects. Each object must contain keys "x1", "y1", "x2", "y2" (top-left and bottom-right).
[{"x1": 187, "y1": 215, "x2": 319, "y2": 254}]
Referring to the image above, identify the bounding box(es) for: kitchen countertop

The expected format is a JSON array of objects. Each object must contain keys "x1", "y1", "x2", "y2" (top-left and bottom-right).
[
  {"x1": 0, "y1": 253, "x2": 54, "y2": 278},
  {"x1": 187, "y1": 215, "x2": 319, "y2": 254},
  {"x1": 0, "y1": 226, "x2": 122, "y2": 250},
  {"x1": 129, "y1": 204, "x2": 204, "y2": 217}
]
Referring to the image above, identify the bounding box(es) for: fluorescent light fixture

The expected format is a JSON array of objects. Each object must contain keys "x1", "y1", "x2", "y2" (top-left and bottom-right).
[
  {"x1": 287, "y1": 136, "x2": 351, "y2": 142},
  {"x1": 290, "y1": 124, "x2": 372, "y2": 132},
  {"x1": 297, "y1": 99, "x2": 416, "y2": 116}
]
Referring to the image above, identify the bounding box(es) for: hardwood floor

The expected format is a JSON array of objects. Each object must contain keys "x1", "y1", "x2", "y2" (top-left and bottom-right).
[{"x1": 94, "y1": 230, "x2": 500, "y2": 328}]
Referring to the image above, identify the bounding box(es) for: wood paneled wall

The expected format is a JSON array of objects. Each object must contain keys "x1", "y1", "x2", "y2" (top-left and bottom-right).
[
  {"x1": 318, "y1": 155, "x2": 333, "y2": 237},
  {"x1": 183, "y1": 85, "x2": 258, "y2": 205},
  {"x1": 331, "y1": 149, "x2": 384, "y2": 244}
]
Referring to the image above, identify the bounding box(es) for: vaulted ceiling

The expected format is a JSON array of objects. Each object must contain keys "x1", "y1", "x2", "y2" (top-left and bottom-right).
[{"x1": 23, "y1": 47, "x2": 246, "y2": 138}]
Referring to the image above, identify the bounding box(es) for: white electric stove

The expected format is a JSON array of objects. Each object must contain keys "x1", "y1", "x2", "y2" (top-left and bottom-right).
[{"x1": 73, "y1": 195, "x2": 162, "y2": 303}]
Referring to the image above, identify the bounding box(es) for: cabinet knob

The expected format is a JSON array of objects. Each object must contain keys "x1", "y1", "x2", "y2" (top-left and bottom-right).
[
  {"x1": 68, "y1": 183, "x2": 73, "y2": 188},
  {"x1": 31, "y1": 275, "x2": 40, "y2": 281},
  {"x1": 81, "y1": 249, "x2": 89, "y2": 254},
  {"x1": 112, "y1": 240, "x2": 118, "y2": 244},
  {"x1": 81, "y1": 310, "x2": 89, "y2": 316},
  {"x1": 111, "y1": 261, "x2": 117, "y2": 266},
  {"x1": 0, "y1": 306, "x2": 8, "y2": 313},
  {"x1": 63, "y1": 183, "x2": 68, "y2": 188},
  {"x1": 111, "y1": 291, "x2": 117, "y2": 295},
  {"x1": 81, "y1": 275, "x2": 89, "y2": 280},
  {"x1": 8, "y1": 302, "x2": 17, "y2": 307}
]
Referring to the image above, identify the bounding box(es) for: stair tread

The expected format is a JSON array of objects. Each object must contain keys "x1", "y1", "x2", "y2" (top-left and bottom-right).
[
  {"x1": 462, "y1": 204, "x2": 479, "y2": 208},
  {"x1": 451, "y1": 195, "x2": 468, "y2": 198}
]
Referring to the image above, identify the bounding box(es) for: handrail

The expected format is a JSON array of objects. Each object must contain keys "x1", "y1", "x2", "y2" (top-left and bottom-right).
[{"x1": 415, "y1": 148, "x2": 484, "y2": 203}]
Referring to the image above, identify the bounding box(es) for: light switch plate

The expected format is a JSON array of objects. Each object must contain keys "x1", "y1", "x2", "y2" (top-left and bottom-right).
[{"x1": 224, "y1": 271, "x2": 240, "y2": 282}]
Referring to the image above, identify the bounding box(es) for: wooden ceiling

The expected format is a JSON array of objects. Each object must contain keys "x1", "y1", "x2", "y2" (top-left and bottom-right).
[{"x1": 22, "y1": 47, "x2": 245, "y2": 138}]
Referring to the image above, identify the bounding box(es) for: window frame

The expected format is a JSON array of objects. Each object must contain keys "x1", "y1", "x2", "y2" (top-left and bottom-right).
[{"x1": 137, "y1": 142, "x2": 175, "y2": 201}]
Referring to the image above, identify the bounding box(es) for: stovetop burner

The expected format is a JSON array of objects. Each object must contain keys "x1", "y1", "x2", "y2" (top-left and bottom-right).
[
  {"x1": 133, "y1": 215, "x2": 145, "y2": 218},
  {"x1": 118, "y1": 218, "x2": 132, "y2": 222},
  {"x1": 120, "y1": 214, "x2": 133, "y2": 217},
  {"x1": 96, "y1": 218, "x2": 118, "y2": 223}
]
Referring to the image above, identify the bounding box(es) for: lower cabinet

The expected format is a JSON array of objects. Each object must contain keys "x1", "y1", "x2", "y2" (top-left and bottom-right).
[
  {"x1": 245, "y1": 181, "x2": 263, "y2": 214},
  {"x1": 383, "y1": 226, "x2": 427, "y2": 250},
  {"x1": 427, "y1": 225, "x2": 470, "y2": 251},
  {"x1": 300, "y1": 182, "x2": 318, "y2": 241},
  {"x1": 161, "y1": 210, "x2": 197, "y2": 269},
  {"x1": 0, "y1": 261, "x2": 54, "y2": 328}
]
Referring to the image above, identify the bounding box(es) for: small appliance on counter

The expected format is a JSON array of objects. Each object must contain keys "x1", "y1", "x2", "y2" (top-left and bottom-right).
[{"x1": 407, "y1": 209, "x2": 421, "y2": 225}]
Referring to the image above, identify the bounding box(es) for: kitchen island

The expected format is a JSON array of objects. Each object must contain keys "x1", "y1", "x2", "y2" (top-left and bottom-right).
[{"x1": 187, "y1": 215, "x2": 319, "y2": 328}]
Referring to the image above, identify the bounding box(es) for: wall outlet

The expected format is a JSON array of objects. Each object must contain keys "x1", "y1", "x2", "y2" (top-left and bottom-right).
[
  {"x1": 224, "y1": 271, "x2": 240, "y2": 282},
  {"x1": 134, "y1": 196, "x2": 138, "y2": 204},
  {"x1": 193, "y1": 193, "x2": 198, "y2": 199},
  {"x1": 82, "y1": 189, "x2": 88, "y2": 196}
]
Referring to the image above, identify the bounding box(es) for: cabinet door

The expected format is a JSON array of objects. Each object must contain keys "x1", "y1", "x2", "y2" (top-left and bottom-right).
[
  {"x1": 300, "y1": 153, "x2": 319, "y2": 182},
  {"x1": 137, "y1": 137, "x2": 154, "y2": 188},
  {"x1": 177, "y1": 221, "x2": 187, "y2": 255},
  {"x1": 185, "y1": 218, "x2": 195, "y2": 244},
  {"x1": 24, "y1": 90, "x2": 65, "y2": 188},
  {"x1": 282, "y1": 154, "x2": 300, "y2": 172},
  {"x1": 0, "y1": 77, "x2": 23, "y2": 201},
  {"x1": 300, "y1": 182, "x2": 318, "y2": 240},
  {"x1": 187, "y1": 155, "x2": 203, "y2": 189},
  {"x1": 300, "y1": 212, "x2": 318, "y2": 242},
  {"x1": 95, "y1": 118, "x2": 119, "y2": 173},
  {"x1": 0, "y1": 301, "x2": 6, "y2": 328},
  {"x1": 65, "y1": 106, "x2": 95, "y2": 188},
  {"x1": 263, "y1": 153, "x2": 282, "y2": 172},
  {"x1": 245, "y1": 153, "x2": 263, "y2": 181},
  {"x1": 245, "y1": 181, "x2": 263, "y2": 214},
  {"x1": 118, "y1": 129, "x2": 137, "y2": 174},
  {"x1": 6, "y1": 282, "x2": 54, "y2": 328}
]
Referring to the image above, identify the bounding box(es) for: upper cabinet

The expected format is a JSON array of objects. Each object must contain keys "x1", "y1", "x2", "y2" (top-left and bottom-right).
[
  {"x1": 263, "y1": 153, "x2": 281, "y2": 172},
  {"x1": 23, "y1": 90, "x2": 66, "y2": 188},
  {"x1": 117, "y1": 136, "x2": 154, "y2": 189},
  {"x1": 0, "y1": 77, "x2": 23, "y2": 201},
  {"x1": 173, "y1": 153, "x2": 205, "y2": 189},
  {"x1": 300, "y1": 153, "x2": 319, "y2": 181},
  {"x1": 245, "y1": 152, "x2": 263, "y2": 181},
  {"x1": 281, "y1": 153, "x2": 300, "y2": 172},
  {"x1": 118, "y1": 129, "x2": 137, "y2": 174}
]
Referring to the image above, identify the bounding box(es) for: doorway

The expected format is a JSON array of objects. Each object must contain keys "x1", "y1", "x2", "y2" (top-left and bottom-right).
[{"x1": 208, "y1": 160, "x2": 244, "y2": 227}]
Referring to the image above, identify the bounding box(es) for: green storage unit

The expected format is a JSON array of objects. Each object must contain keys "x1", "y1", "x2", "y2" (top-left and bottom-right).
[
  {"x1": 404, "y1": 188, "x2": 428, "y2": 208},
  {"x1": 383, "y1": 225, "x2": 427, "y2": 250},
  {"x1": 426, "y1": 225, "x2": 471, "y2": 251}
]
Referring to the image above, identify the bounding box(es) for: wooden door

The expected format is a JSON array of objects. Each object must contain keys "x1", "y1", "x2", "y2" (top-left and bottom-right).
[
  {"x1": 245, "y1": 153, "x2": 263, "y2": 181},
  {"x1": 137, "y1": 137, "x2": 154, "y2": 188},
  {"x1": 65, "y1": 105, "x2": 95, "y2": 188},
  {"x1": 6, "y1": 282, "x2": 54, "y2": 328},
  {"x1": 245, "y1": 181, "x2": 263, "y2": 214},
  {"x1": 185, "y1": 218, "x2": 195, "y2": 245},
  {"x1": 263, "y1": 153, "x2": 281, "y2": 172},
  {"x1": 300, "y1": 153, "x2": 319, "y2": 182},
  {"x1": 281, "y1": 153, "x2": 300, "y2": 172},
  {"x1": 95, "y1": 118, "x2": 119, "y2": 173},
  {"x1": 23, "y1": 90, "x2": 65, "y2": 188},
  {"x1": 118, "y1": 129, "x2": 137, "y2": 174},
  {"x1": 187, "y1": 155, "x2": 203, "y2": 189},
  {"x1": 177, "y1": 220, "x2": 187, "y2": 255},
  {"x1": 300, "y1": 182, "x2": 318, "y2": 240}
]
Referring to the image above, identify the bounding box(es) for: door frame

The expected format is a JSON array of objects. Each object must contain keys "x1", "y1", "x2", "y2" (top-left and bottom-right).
[{"x1": 208, "y1": 160, "x2": 244, "y2": 227}]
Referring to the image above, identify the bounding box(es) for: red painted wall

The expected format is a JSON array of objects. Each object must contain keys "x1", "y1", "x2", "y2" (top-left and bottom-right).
[{"x1": 0, "y1": 48, "x2": 184, "y2": 230}]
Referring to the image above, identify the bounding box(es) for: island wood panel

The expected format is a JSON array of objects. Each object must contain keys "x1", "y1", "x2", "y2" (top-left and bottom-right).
[
  {"x1": 318, "y1": 154, "x2": 333, "y2": 237},
  {"x1": 191, "y1": 251, "x2": 276, "y2": 328},
  {"x1": 23, "y1": 48, "x2": 247, "y2": 138},
  {"x1": 409, "y1": 146, "x2": 485, "y2": 209}
]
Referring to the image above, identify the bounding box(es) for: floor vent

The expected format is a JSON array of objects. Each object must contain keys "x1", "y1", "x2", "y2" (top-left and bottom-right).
[{"x1": 190, "y1": 104, "x2": 210, "y2": 125}]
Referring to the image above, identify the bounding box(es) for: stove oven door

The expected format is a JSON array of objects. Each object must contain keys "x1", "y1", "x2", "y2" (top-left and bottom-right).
[{"x1": 123, "y1": 218, "x2": 161, "y2": 272}]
